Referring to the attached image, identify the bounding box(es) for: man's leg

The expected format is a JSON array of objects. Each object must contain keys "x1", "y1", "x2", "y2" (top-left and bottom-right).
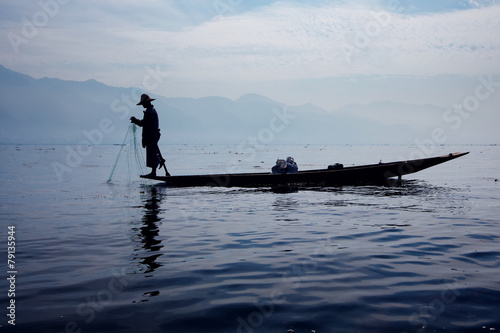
[{"x1": 144, "y1": 144, "x2": 158, "y2": 177}]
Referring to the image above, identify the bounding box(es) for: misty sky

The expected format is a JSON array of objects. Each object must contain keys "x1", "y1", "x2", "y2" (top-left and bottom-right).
[{"x1": 1, "y1": 0, "x2": 500, "y2": 109}]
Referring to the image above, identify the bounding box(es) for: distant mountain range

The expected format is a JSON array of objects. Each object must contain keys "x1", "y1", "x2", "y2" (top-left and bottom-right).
[{"x1": 0, "y1": 64, "x2": 497, "y2": 145}]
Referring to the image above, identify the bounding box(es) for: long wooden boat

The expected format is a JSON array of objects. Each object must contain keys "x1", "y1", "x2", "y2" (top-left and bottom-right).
[{"x1": 141, "y1": 152, "x2": 469, "y2": 188}]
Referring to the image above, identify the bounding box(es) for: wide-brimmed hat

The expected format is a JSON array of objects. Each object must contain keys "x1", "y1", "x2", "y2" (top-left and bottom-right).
[{"x1": 137, "y1": 93, "x2": 155, "y2": 105}]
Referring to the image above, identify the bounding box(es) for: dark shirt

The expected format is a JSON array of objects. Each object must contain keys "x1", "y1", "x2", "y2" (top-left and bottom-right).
[{"x1": 135, "y1": 105, "x2": 160, "y2": 148}]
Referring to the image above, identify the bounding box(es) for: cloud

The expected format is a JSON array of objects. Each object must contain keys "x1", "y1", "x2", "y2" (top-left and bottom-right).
[
  {"x1": 157, "y1": 2, "x2": 500, "y2": 80},
  {"x1": 0, "y1": 0, "x2": 499, "y2": 88}
]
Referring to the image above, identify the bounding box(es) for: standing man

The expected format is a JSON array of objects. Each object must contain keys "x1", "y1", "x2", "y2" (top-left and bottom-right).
[{"x1": 130, "y1": 93, "x2": 169, "y2": 177}]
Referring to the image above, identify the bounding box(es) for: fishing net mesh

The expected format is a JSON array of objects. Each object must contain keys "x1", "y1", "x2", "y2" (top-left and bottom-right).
[{"x1": 107, "y1": 124, "x2": 148, "y2": 185}]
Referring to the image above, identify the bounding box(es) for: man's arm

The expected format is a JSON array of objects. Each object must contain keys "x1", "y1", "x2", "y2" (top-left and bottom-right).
[{"x1": 130, "y1": 116, "x2": 143, "y2": 126}]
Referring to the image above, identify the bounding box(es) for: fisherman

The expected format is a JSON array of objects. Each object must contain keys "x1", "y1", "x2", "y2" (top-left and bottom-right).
[{"x1": 130, "y1": 93, "x2": 170, "y2": 177}]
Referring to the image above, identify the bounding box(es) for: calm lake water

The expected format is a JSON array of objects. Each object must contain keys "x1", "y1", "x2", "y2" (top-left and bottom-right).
[{"x1": 0, "y1": 144, "x2": 499, "y2": 333}]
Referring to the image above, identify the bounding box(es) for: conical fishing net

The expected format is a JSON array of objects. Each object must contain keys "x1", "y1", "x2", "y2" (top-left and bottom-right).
[{"x1": 107, "y1": 124, "x2": 148, "y2": 184}]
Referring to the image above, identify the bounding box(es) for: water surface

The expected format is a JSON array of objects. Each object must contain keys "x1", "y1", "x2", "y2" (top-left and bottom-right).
[{"x1": 0, "y1": 144, "x2": 499, "y2": 333}]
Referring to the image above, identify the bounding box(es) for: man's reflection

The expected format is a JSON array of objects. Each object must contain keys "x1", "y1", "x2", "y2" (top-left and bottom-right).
[{"x1": 133, "y1": 185, "x2": 165, "y2": 275}]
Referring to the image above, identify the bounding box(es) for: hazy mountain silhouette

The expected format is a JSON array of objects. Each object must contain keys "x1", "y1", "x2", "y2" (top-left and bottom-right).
[{"x1": 1, "y1": 64, "x2": 494, "y2": 145}]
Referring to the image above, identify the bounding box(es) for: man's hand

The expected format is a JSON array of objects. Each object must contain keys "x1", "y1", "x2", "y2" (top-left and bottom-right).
[{"x1": 130, "y1": 116, "x2": 138, "y2": 124}]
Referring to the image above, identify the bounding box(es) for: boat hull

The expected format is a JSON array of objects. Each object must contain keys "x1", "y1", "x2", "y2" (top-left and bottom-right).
[{"x1": 142, "y1": 152, "x2": 469, "y2": 188}]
